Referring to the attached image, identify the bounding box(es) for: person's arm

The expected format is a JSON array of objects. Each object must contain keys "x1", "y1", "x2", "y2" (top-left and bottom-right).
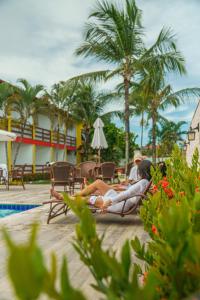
[{"x1": 110, "y1": 183, "x2": 141, "y2": 204}]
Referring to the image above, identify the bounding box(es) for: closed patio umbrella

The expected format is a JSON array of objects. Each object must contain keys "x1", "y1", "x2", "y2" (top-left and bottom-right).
[
  {"x1": 91, "y1": 118, "x2": 108, "y2": 163},
  {"x1": 0, "y1": 129, "x2": 16, "y2": 141}
]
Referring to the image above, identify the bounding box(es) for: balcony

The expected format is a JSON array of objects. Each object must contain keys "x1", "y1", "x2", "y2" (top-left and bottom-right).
[{"x1": 0, "y1": 117, "x2": 76, "y2": 147}]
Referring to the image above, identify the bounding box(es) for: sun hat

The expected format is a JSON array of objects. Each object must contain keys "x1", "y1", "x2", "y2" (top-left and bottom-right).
[{"x1": 133, "y1": 155, "x2": 143, "y2": 162}]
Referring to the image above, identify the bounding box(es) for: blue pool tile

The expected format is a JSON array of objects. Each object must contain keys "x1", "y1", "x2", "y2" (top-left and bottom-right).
[{"x1": 0, "y1": 204, "x2": 40, "y2": 219}]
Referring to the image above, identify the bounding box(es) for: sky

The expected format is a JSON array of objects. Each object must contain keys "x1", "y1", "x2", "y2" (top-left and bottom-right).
[{"x1": 0, "y1": 0, "x2": 200, "y2": 145}]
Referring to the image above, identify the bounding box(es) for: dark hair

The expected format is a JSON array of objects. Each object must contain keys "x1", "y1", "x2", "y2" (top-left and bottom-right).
[
  {"x1": 158, "y1": 161, "x2": 167, "y2": 177},
  {"x1": 138, "y1": 160, "x2": 152, "y2": 181}
]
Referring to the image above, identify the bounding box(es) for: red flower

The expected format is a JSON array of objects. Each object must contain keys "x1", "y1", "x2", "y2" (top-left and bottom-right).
[
  {"x1": 152, "y1": 224, "x2": 158, "y2": 235},
  {"x1": 158, "y1": 178, "x2": 169, "y2": 189},
  {"x1": 153, "y1": 185, "x2": 158, "y2": 191},
  {"x1": 161, "y1": 180, "x2": 169, "y2": 189},
  {"x1": 195, "y1": 187, "x2": 200, "y2": 193},
  {"x1": 164, "y1": 187, "x2": 174, "y2": 199}
]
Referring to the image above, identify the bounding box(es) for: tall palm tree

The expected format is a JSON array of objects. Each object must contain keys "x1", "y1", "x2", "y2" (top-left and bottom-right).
[
  {"x1": 75, "y1": 0, "x2": 143, "y2": 166},
  {"x1": 74, "y1": 0, "x2": 186, "y2": 168},
  {"x1": 11, "y1": 79, "x2": 44, "y2": 167}
]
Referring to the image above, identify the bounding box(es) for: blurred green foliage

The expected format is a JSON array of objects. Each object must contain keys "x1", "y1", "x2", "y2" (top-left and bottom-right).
[{"x1": 3, "y1": 224, "x2": 87, "y2": 300}]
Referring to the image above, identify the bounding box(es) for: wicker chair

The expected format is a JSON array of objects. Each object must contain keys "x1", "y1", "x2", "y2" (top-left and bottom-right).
[
  {"x1": 0, "y1": 168, "x2": 9, "y2": 190},
  {"x1": 9, "y1": 165, "x2": 26, "y2": 190},
  {"x1": 96, "y1": 162, "x2": 116, "y2": 183},
  {"x1": 50, "y1": 162, "x2": 74, "y2": 195},
  {"x1": 73, "y1": 161, "x2": 97, "y2": 188},
  {"x1": 78, "y1": 161, "x2": 97, "y2": 179}
]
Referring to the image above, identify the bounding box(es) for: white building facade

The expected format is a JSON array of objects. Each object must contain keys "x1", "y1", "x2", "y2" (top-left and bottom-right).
[
  {"x1": 186, "y1": 100, "x2": 200, "y2": 165},
  {"x1": 0, "y1": 110, "x2": 82, "y2": 173}
]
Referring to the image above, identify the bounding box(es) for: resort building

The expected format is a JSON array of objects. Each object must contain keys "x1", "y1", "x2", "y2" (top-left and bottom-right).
[
  {"x1": 0, "y1": 109, "x2": 83, "y2": 173},
  {"x1": 186, "y1": 100, "x2": 200, "y2": 165}
]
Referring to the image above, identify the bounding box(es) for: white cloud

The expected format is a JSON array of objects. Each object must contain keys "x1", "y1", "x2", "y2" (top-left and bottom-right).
[{"x1": 0, "y1": 0, "x2": 199, "y2": 144}]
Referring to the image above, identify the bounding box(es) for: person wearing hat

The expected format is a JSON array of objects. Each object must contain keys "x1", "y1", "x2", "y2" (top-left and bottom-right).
[
  {"x1": 128, "y1": 155, "x2": 143, "y2": 183},
  {"x1": 110, "y1": 155, "x2": 144, "y2": 191}
]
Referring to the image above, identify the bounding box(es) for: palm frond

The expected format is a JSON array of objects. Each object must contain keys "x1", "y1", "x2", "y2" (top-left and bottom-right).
[{"x1": 68, "y1": 70, "x2": 110, "y2": 83}]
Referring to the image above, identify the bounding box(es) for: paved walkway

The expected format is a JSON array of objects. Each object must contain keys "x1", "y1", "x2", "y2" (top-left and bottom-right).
[{"x1": 0, "y1": 184, "x2": 148, "y2": 300}]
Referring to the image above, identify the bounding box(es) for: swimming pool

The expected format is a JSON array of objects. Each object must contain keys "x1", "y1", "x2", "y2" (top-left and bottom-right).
[{"x1": 0, "y1": 204, "x2": 40, "y2": 218}]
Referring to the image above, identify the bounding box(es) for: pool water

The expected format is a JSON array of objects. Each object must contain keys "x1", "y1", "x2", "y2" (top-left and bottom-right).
[
  {"x1": 0, "y1": 209, "x2": 17, "y2": 218},
  {"x1": 0, "y1": 204, "x2": 40, "y2": 218}
]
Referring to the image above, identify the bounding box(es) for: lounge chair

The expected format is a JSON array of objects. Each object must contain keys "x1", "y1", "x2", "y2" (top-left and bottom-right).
[{"x1": 43, "y1": 181, "x2": 152, "y2": 224}]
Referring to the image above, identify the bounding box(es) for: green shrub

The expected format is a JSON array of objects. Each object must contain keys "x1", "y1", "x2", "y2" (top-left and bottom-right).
[{"x1": 23, "y1": 172, "x2": 50, "y2": 182}]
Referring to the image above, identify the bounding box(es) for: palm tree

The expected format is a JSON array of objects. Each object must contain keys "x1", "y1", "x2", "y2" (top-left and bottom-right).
[
  {"x1": 68, "y1": 80, "x2": 114, "y2": 160},
  {"x1": 156, "y1": 120, "x2": 187, "y2": 158},
  {"x1": 75, "y1": 0, "x2": 143, "y2": 166},
  {"x1": 158, "y1": 119, "x2": 187, "y2": 144},
  {"x1": 0, "y1": 82, "x2": 14, "y2": 122},
  {"x1": 142, "y1": 76, "x2": 200, "y2": 163},
  {"x1": 74, "y1": 0, "x2": 186, "y2": 168},
  {"x1": 46, "y1": 81, "x2": 77, "y2": 160},
  {"x1": 11, "y1": 79, "x2": 44, "y2": 167}
]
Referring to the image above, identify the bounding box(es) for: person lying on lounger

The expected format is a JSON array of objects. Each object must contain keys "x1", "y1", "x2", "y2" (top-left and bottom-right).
[{"x1": 51, "y1": 160, "x2": 152, "y2": 213}]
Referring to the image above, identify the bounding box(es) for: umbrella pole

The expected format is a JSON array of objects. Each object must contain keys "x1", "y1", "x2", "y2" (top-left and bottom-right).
[{"x1": 98, "y1": 148, "x2": 101, "y2": 164}]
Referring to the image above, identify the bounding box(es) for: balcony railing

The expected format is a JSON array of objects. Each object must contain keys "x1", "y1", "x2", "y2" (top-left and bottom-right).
[
  {"x1": 14, "y1": 164, "x2": 33, "y2": 174},
  {"x1": 35, "y1": 164, "x2": 49, "y2": 174},
  {"x1": 14, "y1": 164, "x2": 49, "y2": 174},
  {"x1": 35, "y1": 126, "x2": 51, "y2": 142},
  {"x1": 11, "y1": 120, "x2": 33, "y2": 138},
  {"x1": 0, "y1": 117, "x2": 76, "y2": 147},
  {"x1": 52, "y1": 131, "x2": 76, "y2": 147}
]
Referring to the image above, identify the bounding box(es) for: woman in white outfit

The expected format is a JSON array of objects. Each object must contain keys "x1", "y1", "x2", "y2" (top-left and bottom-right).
[{"x1": 52, "y1": 160, "x2": 152, "y2": 213}]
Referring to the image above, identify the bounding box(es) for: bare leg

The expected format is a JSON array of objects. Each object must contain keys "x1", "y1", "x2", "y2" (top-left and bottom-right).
[
  {"x1": 51, "y1": 189, "x2": 90, "y2": 203},
  {"x1": 51, "y1": 188, "x2": 112, "y2": 210},
  {"x1": 51, "y1": 189, "x2": 63, "y2": 200},
  {"x1": 76, "y1": 179, "x2": 111, "y2": 197}
]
